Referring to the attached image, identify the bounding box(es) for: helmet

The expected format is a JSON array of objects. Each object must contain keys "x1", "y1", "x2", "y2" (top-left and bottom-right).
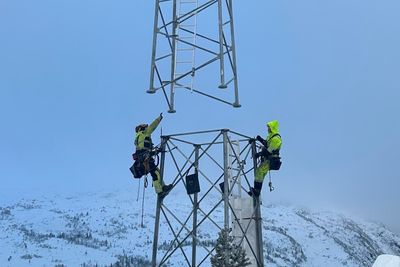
[{"x1": 135, "y1": 124, "x2": 148, "y2": 133}]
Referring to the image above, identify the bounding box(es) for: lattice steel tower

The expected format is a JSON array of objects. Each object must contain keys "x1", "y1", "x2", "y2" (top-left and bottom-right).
[
  {"x1": 147, "y1": 0, "x2": 240, "y2": 113},
  {"x1": 151, "y1": 129, "x2": 264, "y2": 266}
]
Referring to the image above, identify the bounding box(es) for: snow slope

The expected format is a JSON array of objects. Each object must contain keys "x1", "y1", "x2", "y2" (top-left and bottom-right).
[{"x1": 0, "y1": 188, "x2": 399, "y2": 267}]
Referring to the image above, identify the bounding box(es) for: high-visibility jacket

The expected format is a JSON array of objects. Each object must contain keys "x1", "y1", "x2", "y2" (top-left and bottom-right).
[
  {"x1": 135, "y1": 116, "x2": 162, "y2": 151},
  {"x1": 265, "y1": 120, "x2": 282, "y2": 154}
]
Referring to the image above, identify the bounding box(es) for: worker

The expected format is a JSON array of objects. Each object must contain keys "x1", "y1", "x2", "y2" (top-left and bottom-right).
[
  {"x1": 134, "y1": 113, "x2": 173, "y2": 198},
  {"x1": 248, "y1": 120, "x2": 282, "y2": 197}
]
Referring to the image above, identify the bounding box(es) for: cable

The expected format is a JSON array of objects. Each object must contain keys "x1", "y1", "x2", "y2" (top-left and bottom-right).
[
  {"x1": 136, "y1": 176, "x2": 142, "y2": 202},
  {"x1": 141, "y1": 176, "x2": 147, "y2": 228}
]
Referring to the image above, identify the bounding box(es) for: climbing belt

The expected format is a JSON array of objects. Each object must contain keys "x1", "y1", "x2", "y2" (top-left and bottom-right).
[{"x1": 142, "y1": 149, "x2": 160, "y2": 174}]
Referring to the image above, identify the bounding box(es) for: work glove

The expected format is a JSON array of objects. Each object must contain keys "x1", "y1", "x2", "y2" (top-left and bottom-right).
[{"x1": 256, "y1": 135, "x2": 264, "y2": 143}]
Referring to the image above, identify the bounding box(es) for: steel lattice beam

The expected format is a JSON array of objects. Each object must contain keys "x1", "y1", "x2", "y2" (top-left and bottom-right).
[
  {"x1": 151, "y1": 129, "x2": 264, "y2": 267},
  {"x1": 147, "y1": 0, "x2": 240, "y2": 113}
]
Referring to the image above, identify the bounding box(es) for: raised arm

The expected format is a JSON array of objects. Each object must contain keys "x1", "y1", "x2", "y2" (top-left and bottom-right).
[{"x1": 144, "y1": 113, "x2": 163, "y2": 135}]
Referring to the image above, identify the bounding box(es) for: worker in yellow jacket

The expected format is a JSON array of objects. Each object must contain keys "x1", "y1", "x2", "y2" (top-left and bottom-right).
[
  {"x1": 135, "y1": 113, "x2": 172, "y2": 197},
  {"x1": 249, "y1": 120, "x2": 282, "y2": 197}
]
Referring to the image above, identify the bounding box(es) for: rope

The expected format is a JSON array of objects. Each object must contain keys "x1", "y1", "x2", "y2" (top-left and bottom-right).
[
  {"x1": 141, "y1": 176, "x2": 147, "y2": 228},
  {"x1": 136, "y1": 175, "x2": 142, "y2": 202}
]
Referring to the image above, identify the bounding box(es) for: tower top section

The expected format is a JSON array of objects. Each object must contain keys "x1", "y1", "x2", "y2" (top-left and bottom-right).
[{"x1": 147, "y1": 0, "x2": 241, "y2": 113}]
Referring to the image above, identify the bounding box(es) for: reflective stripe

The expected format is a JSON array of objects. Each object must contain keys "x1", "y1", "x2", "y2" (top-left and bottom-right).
[
  {"x1": 144, "y1": 136, "x2": 153, "y2": 149},
  {"x1": 134, "y1": 136, "x2": 139, "y2": 147},
  {"x1": 135, "y1": 132, "x2": 154, "y2": 150}
]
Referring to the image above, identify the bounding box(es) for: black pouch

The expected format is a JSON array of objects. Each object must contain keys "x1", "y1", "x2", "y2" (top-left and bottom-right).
[
  {"x1": 269, "y1": 156, "x2": 282, "y2": 170},
  {"x1": 185, "y1": 173, "x2": 200, "y2": 195},
  {"x1": 130, "y1": 160, "x2": 145, "y2": 178}
]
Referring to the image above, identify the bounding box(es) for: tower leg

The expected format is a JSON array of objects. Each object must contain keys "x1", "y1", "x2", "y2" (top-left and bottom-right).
[
  {"x1": 217, "y1": 0, "x2": 226, "y2": 89},
  {"x1": 148, "y1": 0, "x2": 161, "y2": 94},
  {"x1": 192, "y1": 145, "x2": 200, "y2": 267},
  {"x1": 152, "y1": 199, "x2": 161, "y2": 267},
  {"x1": 251, "y1": 140, "x2": 264, "y2": 266},
  {"x1": 151, "y1": 137, "x2": 168, "y2": 267},
  {"x1": 227, "y1": 0, "x2": 240, "y2": 107},
  {"x1": 168, "y1": 0, "x2": 178, "y2": 113},
  {"x1": 222, "y1": 130, "x2": 230, "y2": 266}
]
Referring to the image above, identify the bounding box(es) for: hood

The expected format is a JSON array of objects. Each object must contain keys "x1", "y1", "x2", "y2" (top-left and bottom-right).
[
  {"x1": 135, "y1": 124, "x2": 148, "y2": 133},
  {"x1": 267, "y1": 120, "x2": 279, "y2": 134}
]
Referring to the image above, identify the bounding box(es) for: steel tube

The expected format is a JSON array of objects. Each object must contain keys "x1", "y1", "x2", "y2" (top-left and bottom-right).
[
  {"x1": 192, "y1": 145, "x2": 200, "y2": 266},
  {"x1": 149, "y1": 0, "x2": 161, "y2": 94},
  {"x1": 152, "y1": 136, "x2": 168, "y2": 267},
  {"x1": 251, "y1": 140, "x2": 264, "y2": 266},
  {"x1": 168, "y1": 0, "x2": 178, "y2": 113},
  {"x1": 227, "y1": 0, "x2": 240, "y2": 107},
  {"x1": 217, "y1": 0, "x2": 226, "y2": 88},
  {"x1": 222, "y1": 130, "x2": 230, "y2": 266}
]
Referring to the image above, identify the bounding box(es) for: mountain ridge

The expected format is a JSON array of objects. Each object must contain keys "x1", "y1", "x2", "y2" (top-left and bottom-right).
[{"x1": 0, "y1": 188, "x2": 399, "y2": 266}]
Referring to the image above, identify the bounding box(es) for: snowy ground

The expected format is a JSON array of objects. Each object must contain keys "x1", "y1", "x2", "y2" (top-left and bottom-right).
[{"x1": 0, "y1": 187, "x2": 399, "y2": 267}]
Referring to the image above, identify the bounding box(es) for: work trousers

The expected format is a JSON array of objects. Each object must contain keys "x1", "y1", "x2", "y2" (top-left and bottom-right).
[
  {"x1": 146, "y1": 158, "x2": 164, "y2": 193},
  {"x1": 255, "y1": 160, "x2": 270, "y2": 183}
]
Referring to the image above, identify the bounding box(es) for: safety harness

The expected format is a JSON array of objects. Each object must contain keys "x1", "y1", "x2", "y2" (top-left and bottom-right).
[
  {"x1": 134, "y1": 135, "x2": 154, "y2": 150},
  {"x1": 257, "y1": 134, "x2": 282, "y2": 167},
  {"x1": 256, "y1": 133, "x2": 282, "y2": 191},
  {"x1": 131, "y1": 130, "x2": 160, "y2": 179},
  {"x1": 131, "y1": 142, "x2": 161, "y2": 228},
  {"x1": 130, "y1": 147, "x2": 160, "y2": 179}
]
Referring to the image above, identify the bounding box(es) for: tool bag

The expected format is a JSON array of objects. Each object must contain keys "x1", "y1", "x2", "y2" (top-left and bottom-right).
[
  {"x1": 130, "y1": 160, "x2": 145, "y2": 179},
  {"x1": 268, "y1": 156, "x2": 282, "y2": 170}
]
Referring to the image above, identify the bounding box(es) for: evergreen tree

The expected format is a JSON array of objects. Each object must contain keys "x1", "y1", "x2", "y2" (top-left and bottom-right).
[{"x1": 211, "y1": 228, "x2": 251, "y2": 267}]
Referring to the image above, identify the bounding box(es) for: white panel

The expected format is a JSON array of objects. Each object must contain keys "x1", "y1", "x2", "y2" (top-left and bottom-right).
[
  {"x1": 373, "y1": 255, "x2": 400, "y2": 267},
  {"x1": 231, "y1": 197, "x2": 258, "y2": 267}
]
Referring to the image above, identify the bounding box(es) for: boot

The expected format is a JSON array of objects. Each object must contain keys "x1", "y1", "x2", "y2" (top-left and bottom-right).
[
  {"x1": 158, "y1": 184, "x2": 173, "y2": 198},
  {"x1": 248, "y1": 181, "x2": 263, "y2": 197}
]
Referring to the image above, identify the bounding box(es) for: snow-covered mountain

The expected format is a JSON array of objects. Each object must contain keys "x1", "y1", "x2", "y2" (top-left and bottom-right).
[{"x1": 0, "y1": 188, "x2": 399, "y2": 267}]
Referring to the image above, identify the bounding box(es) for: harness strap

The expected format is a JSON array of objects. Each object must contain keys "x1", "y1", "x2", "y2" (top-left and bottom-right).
[
  {"x1": 144, "y1": 136, "x2": 153, "y2": 149},
  {"x1": 267, "y1": 133, "x2": 281, "y2": 155},
  {"x1": 267, "y1": 133, "x2": 281, "y2": 143},
  {"x1": 135, "y1": 134, "x2": 154, "y2": 149}
]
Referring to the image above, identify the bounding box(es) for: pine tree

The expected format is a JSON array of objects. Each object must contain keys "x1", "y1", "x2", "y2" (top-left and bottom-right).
[{"x1": 211, "y1": 228, "x2": 251, "y2": 267}]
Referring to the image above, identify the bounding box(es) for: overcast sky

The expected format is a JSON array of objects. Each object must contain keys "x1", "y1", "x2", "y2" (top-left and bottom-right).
[{"x1": 0, "y1": 1, "x2": 399, "y2": 234}]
